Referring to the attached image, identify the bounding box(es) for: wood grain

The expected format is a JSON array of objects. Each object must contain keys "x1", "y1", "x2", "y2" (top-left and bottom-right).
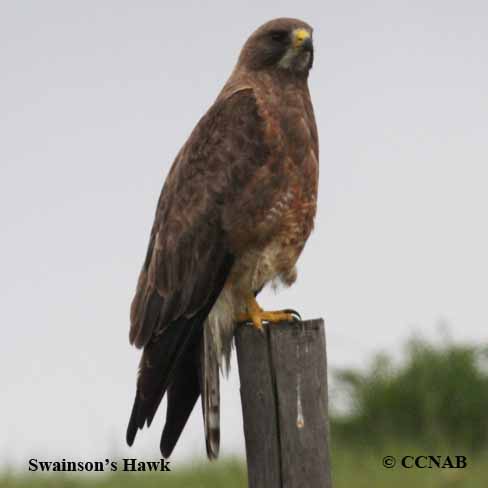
[{"x1": 236, "y1": 319, "x2": 332, "y2": 488}]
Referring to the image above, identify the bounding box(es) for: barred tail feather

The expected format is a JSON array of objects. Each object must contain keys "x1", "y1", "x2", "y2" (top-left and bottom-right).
[
  {"x1": 126, "y1": 255, "x2": 233, "y2": 457},
  {"x1": 201, "y1": 323, "x2": 221, "y2": 459}
]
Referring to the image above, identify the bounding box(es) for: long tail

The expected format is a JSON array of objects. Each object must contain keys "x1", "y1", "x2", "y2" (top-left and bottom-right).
[
  {"x1": 159, "y1": 323, "x2": 221, "y2": 459},
  {"x1": 126, "y1": 256, "x2": 232, "y2": 458},
  {"x1": 201, "y1": 324, "x2": 221, "y2": 459}
]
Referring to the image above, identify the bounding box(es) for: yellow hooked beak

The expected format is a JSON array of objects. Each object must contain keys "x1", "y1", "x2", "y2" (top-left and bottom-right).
[{"x1": 293, "y1": 28, "x2": 311, "y2": 49}]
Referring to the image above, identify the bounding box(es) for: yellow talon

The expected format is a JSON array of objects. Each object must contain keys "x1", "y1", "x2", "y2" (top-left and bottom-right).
[{"x1": 236, "y1": 295, "x2": 295, "y2": 330}]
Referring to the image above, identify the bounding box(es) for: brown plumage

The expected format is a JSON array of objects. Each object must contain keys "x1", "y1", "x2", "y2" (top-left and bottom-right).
[{"x1": 126, "y1": 17, "x2": 319, "y2": 459}]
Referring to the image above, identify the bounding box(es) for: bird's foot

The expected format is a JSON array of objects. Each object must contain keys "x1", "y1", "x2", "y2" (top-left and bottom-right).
[{"x1": 237, "y1": 295, "x2": 300, "y2": 331}]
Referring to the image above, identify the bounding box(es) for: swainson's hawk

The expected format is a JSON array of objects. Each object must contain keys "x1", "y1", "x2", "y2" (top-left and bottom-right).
[{"x1": 126, "y1": 17, "x2": 319, "y2": 459}]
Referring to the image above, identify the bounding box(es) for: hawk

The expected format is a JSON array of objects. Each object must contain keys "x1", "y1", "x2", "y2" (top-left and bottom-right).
[{"x1": 126, "y1": 18, "x2": 319, "y2": 459}]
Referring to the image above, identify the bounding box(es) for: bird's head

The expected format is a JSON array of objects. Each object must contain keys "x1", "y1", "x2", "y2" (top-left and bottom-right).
[{"x1": 238, "y1": 18, "x2": 314, "y2": 75}]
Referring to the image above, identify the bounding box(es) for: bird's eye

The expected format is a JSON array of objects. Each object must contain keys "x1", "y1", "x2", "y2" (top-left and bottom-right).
[{"x1": 270, "y1": 30, "x2": 288, "y2": 42}]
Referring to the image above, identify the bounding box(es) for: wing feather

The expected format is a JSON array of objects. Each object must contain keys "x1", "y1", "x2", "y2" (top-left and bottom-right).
[{"x1": 127, "y1": 88, "x2": 269, "y2": 456}]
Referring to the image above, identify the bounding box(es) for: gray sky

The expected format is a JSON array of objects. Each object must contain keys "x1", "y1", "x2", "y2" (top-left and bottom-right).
[{"x1": 1, "y1": 0, "x2": 487, "y2": 469}]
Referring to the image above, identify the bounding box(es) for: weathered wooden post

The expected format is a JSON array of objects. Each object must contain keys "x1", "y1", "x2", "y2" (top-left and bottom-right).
[{"x1": 235, "y1": 319, "x2": 332, "y2": 488}]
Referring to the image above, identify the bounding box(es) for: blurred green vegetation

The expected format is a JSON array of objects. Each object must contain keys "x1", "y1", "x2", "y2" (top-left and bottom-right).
[
  {"x1": 3, "y1": 335, "x2": 488, "y2": 487},
  {"x1": 330, "y1": 443, "x2": 488, "y2": 488},
  {"x1": 2, "y1": 450, "x2": 487, "y2": 488},
  {"x1": 331, "y1": 335, "x2": 488, "y2": 452}
]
